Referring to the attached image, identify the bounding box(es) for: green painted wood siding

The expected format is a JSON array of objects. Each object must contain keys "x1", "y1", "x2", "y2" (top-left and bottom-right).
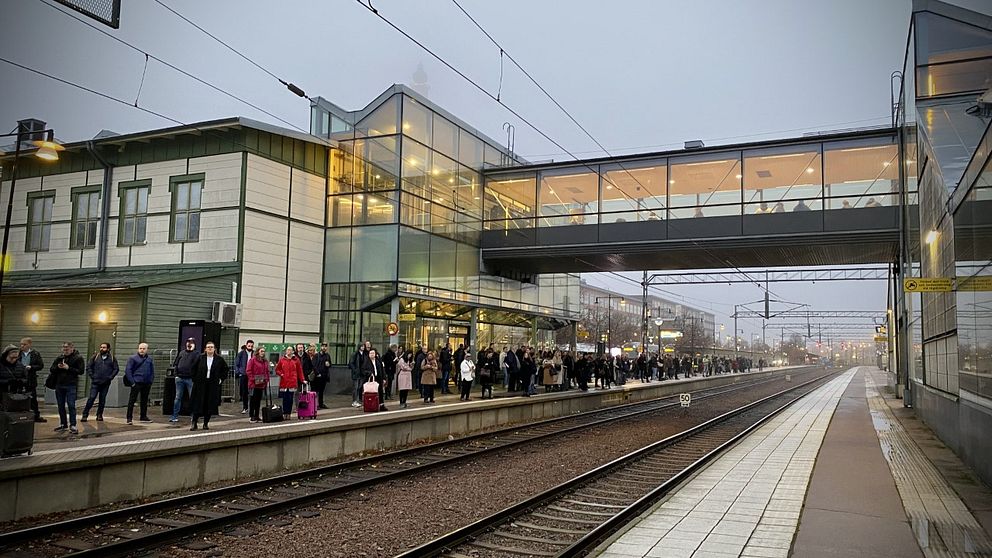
[{"x1": 142, "y1": 274, "x2": 240, "y2": 357}]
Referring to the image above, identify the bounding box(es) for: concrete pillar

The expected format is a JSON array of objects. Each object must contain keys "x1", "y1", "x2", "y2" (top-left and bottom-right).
[
  {"x1": 389, "y1": 298, "x2": 400, "y2": 347},
  {"x1": 469, "y1": 308, "x2": 478, "y2": 352}
]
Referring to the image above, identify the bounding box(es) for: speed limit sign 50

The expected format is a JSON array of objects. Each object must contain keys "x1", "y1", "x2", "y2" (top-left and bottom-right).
[{"x1": 680, "y1": 393, "x2": 691, "y2": 407}]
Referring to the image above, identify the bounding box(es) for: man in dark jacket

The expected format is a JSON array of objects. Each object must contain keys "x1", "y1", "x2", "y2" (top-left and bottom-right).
[
  {"x1": 50, "y1": 341, "x2": 85, "y2": 434},
  {"x1": 125, "y1": 343, "x2": 155, "y2": 425},
  {"x1": 82, "y1": 342, "x2": 119, "y2": 422},
  {"x1": 234, "y1": 339, "x2": 253, "y2": 414},
  {"x1": 348, "y1": 341, "x2": 370, "y2": 408},
  {"x1": 382, "y1": 344, "x2": 397, "y2": 401},
  {"x1": 190, "y1": 341, "x2": 229, "y2": 431},
  {"x1": 453, "y1": 344, "x2": 466, "y2": 392},
  {"x1": 170, "y1": 338, "x2": 200, "y2": 423},
  {"x1": 0, "y1": 344, "x2": 27, "y2": 396},
  {"x1": 312, "y1": 343, "x2": 332, "y2": 409},
  {"x1": 504, "y1": 348, "x2": 520, "y2": 391},
  {"x1": 439, "y1": 343, "x2": 453, "y2": 394},
  {"x1": 18, "y1": 338, "x2": 45, "y2": 422}
]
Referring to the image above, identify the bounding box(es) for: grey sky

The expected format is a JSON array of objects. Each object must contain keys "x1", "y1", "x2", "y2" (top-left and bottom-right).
[{"x1": 4, "y1": 0, "x2": 986, "y2": 347}]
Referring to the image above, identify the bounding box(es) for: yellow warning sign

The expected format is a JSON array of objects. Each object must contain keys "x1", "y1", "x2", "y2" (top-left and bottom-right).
[
  {"x1": 957, "y1": 276, "x2": 992, "y2": 292},
  {"x1": 904, "y1": 277, "x2": 952, "y2": 292}
]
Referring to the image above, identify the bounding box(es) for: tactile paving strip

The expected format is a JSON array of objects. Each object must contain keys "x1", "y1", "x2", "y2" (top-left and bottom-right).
[{"x1": 866, "y1": 374, "x2": 992, "y2": 557}]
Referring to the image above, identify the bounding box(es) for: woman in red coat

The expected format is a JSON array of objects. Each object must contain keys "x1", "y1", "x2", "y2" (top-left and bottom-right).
[
  {"x1": 276, "y1": 346, "x2": 304, "y2": 415},
  {"x1": 246, "y1": 346, "x2": 270, "y2": 422}
]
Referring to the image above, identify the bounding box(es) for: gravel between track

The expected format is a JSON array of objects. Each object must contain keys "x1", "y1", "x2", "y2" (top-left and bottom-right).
[{"x1": 155, "y1": 369, "x2": 831, "y2": 558}]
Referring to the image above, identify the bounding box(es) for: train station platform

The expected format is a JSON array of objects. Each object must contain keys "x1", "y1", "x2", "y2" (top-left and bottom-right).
[
  {"x1": 0, "y1": 365, "x2": 798, "y2": 522},
  {"x1": 594, "y1": 367, "x2": 992, "y2": 558}
]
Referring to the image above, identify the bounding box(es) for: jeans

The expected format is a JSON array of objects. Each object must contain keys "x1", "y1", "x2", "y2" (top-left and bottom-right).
[
  {"x1": 249, "y1": 387, "x2": 264, "y2": 419},
  {"x1": 279, "y1": 389, "x2": 295, "y2": 415},
  {"x1": 127, "y1": 383, "x2": 151, "y2": 421},
  {"x1": 55, "y1": 384, "x2": 77, "y2": 427},
  {"x1": 171, "y1": 377, "x2": 193, "y2": 421},
  {"x1": 352, "y1": 377, "x2": 363, "y2": 404},
  {"x1": 238, "y1": 374, "x2": 249, "y2": 410},
  {"x1": 82, "y1": 382, "x2": 110, "y2": 419}
]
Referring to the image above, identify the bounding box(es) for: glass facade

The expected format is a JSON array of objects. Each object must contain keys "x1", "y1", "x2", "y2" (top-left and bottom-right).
[{"x1": 313, "y1": 90, "x2": 579, "y2": 361}]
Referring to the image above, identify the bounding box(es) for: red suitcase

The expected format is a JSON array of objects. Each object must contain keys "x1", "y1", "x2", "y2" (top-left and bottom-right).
[{"x1": 363, "y1": 391, "x2": 380, "y2": 413}]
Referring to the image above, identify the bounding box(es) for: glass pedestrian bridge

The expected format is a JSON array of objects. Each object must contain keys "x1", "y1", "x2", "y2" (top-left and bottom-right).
[{"x1": 481, "y1": 128, "x2": 916, "y2": 274}]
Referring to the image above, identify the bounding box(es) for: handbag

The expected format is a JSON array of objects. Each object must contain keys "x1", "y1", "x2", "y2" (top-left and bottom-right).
[
  {"x1": 44, "y1": 372, "x2": 57, "y2": 390},
  {"x1": 253, "y1": 374, "x2": 267, "y2": 387},
  {"x1": 2, "y1": 392, "x2": 31, "y2": 412},
  {"x1": 123, "y1": 374, "x2": 133, "y2": 388},
  {"x1": 363, "y1": 375, "x2": 379, "y2": 394}
]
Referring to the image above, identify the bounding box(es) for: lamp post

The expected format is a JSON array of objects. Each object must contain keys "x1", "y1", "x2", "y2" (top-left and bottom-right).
[
  {"x1": 595, "y1": 295, "x2": 624, "y2": 354},
  {"x1": 0, "y1": 121, "x2": 63, "y2": 298}
]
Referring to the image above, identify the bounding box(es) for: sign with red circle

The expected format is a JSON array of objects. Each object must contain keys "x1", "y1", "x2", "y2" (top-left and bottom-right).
[{"x1": 386, "y1": 322, "x2": 399, "y2": 336}]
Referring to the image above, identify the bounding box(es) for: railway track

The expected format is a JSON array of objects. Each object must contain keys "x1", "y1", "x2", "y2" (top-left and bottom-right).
[
  {"x1": 0, "y1": 366, "x2": 825, "y2": 557},
  {"x1": 397, "y1": 370, "x2": 839, "y2": 558}
]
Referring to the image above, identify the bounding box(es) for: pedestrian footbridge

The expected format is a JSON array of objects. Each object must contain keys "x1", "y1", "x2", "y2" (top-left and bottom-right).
[{"x1": 480, "y1": 128, "x2": 916, "y2": 274}]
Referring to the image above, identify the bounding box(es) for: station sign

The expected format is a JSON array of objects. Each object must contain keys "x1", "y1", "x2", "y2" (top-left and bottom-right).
[
  {"x1": 957, "y1": 276, "x2": 992, "y2": 292},
  {"x1": 679, "y1": 393, "x2": 691, "y2": 407},
  {"x1": 903, "y1": 277, "x2": 952, "y2": 292},
  {"x1": 874, "y1": 335, "x2": 888, "y2": 343},
  {"x1": 398, "y1": 313, "x2": 417, "y2": 321}
]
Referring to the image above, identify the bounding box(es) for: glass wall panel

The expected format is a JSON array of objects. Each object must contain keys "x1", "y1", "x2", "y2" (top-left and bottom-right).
[
  {"x1": 349, "y1": 225, "x2": 398, "y2": 282},
  {"x1": 430, "y1": 151, "x2": 459, "y2": 206},
  {"x1": 429, "y1": 235, "x2": 457, "y2": 291},
  {"x1": 402, "y1": 95, "x2": 432, "y2": 146},
  {"x1": 430, "y1": 202, "x2": 456, "y2": 238},
  {"x1": 459, "y1": 130, "x2": 485, "y2": 169},
  {"x1": 433, "y1": 116, "x2": 458, "y2": 160},
  {"x1": 400, "y1": 192, "x2": 431, "y2": 230},
  {"x1": 485, "y1": 144, "x2": 505, "y2": 168},
  {"x1": 914, "y1": 12, "x2": 992, "y2": 98},
  {"x1": 401, "y1": 139, "x2": 430, "y2": 199},
  {"x1": 324, "y1": 228, "x2": 351, "y2": 282},
  {"x1": 353, "y1": 190, "x2": 398, "y2": 225},
  {"x1": 823, "y1": 138, "x2": 899, "y2": 208},
  {"x1": 454, "y1": 165, "x2": 483, "y2": 217},
  {"x1": 398, "y1": 226, "x2": 430, "y2": 285},
  {"x1": 669, "y1": 152, "x2": 742, "y2": 218},
  {"x1": 327, "y1": 194, "x2": 353, "y2": 227},
  {"x1": 743, "y1": 145, "x2": 822, "y2": 215},
  {"x1": 601, "y1": 159, "x2": 666, "y2": 223},
  {"x1": 455, "y1": 241, "x2": 480, "y2": 293},
  {"x1": 356, "y1": 94, "x2": 399, "y2": 137},
  {"x1": 359, "y1": 136, "x2": 400, "y2": 191},
  {"x1": 484, "y1": 173, "x2": 536, "y2": 230},
  {"x1": 538, "y1": 167, "x2": 599, "y2": 227}
]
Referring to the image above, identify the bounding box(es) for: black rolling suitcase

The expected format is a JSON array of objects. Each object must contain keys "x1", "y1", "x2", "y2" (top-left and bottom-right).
[
  {"x1": 1, "y1": 410, "x2": 34, "y2": 457},
  {"x1": 262, "y1": 389, "x2": 283, "y2": 423}
]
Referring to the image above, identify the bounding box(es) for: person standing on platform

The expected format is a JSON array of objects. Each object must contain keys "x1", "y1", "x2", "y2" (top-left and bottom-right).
[
  {"x1": 296, "y1": 343, "x2": 314, "y2": 394},
  {"x1": 170, "y1": 338, "x2": 199, "y2": 423},
  {"x1": 362, "y1": 348, "x2": 387, "y2": 411},
  {"x1": 575, "y1": 353, "x2": 590, "y2": 391},
  {"x1": 190, "y1": 341, "x2": 228, "y2": 431},
  {"x1": 478, "y1": 348, "x2": 496, "y2": 399},
  {"x1": 312, "y1": 343, "x2": 331, "y2": 409},
  {"x1": 82, "y1": 342, "x2": 118, "y2": 422},
  {"x1": 439, "y1": 342, "x2": 453, "y2": 395},
  {"x1": 125, "y1": 343, "x2": 155, "y2": 425},
  {"x1": 18, "y1": 338, "x2": 45, "y2": 423},
  {"x1": 0, "y1": 345, "x2": 27, "y2": 396},
  {"x1": 562, "y1": 351, "x2": 574, "y2": 390},
  {"x1": 413, "y1": 344, "x2": 426, "y2": 394},
  {"x1": 50, "y1": 341, "x2": 84, "y2": 434},
  {"x1": 499, "y1": 346, "x2": 509, "y2": 389},
  {"x1": 503, "y1": 347, "x2": 520, "y2": 392},
  {"x1": 454, "y1": 344, "x2": 466, "y2": 389},
  {"x1": 420, "y1": 351, "x2": 439, "y2": 404},
  {"x1": 276, "y1": 346, "x2": 305, "y2": 415},
  {"x1": 396, "y1": 350, "x2": 413, "y2": 409},
  {"x1": 348, "y1": 342, "x2": 370, "y2": 408},
  {"x1": 521, "y1": 349, "x2": 537, "y2": 396},
  {"x1": 383, "y1": 344, "x2": 397, "y2": 401},
  {"x1": 234, "y1": 339, "x2": 253, "y2": 414},
  {"x1": 246, "y1": 346, "x2": 269, "y2": 422},
  {"x1": 458, "y1": 348, "x2": 475, "y2": 401}
]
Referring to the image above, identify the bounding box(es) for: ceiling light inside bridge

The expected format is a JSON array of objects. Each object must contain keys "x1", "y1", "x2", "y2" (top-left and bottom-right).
[{"x1": 925, "y1": 230, "x2": 939, "y2": 245}]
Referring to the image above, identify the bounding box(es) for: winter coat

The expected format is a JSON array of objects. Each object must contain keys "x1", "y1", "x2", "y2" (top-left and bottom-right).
[
  {"x1": 87, "y1": 353, "x2": 120, "y2": 385},
  {"x1": 396, "y1": 359, "x2": 413, "y2": 391},
  {"x1": 440, "y1": 348, "x2": 453, "y2": 373},
  {"x1": 50, "y1": 350, "x2": 85, "y2": 386},
  {"x1": 190, "y1": 354, "x2": 229, "y2": 417},
  {"x1": 299, "y1": 351, "x2": 314, "y2": 377},
  {"x1": 420, "y1": 359, "x2": 439, "y2": 386},
  {"x1": 276, "y1": 356, "x2": 305, "y2": 390},
  {"x1": 459, "y1": 358, "x2": 475, "y2": 382},
  {"x1": 125, "y1": 353, "x2": 155, "y2": 385},
  {"x1": 0, "y1": 346, "x2": 27, "y2": 394},
  {"x1": 234, "y1": 349, "x2": 251, "y2": 377},
  {"x1": 172, "y1": 349, "x2": 199, "y2": 379},
  {"x1": 361, "y1": 356, "x2": 385, "y2": 382},
  {"x1": 20, "y1": 349, "x2": 43, "y2": 390},
  {"x1": 348, "y1": 347, "x2": 368, "y2": 381},
  {"x1": 246, "y1": 356, "x2": 270, "y2": 388},
  {"x1": 541, "y1": 358, "x2": 558, "y2": 386},
  {"x1": 312, "y1": 351, "x2": 332, "y2": 381}
]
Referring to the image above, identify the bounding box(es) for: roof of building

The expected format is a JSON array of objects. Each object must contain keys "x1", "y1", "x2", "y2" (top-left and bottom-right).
[{"x1": 4, "y1": 263, "x2": 240, "y2": 293}]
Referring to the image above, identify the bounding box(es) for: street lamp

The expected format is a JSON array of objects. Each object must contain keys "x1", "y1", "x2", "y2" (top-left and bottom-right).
[
  {"x1": 595, "y1": 295, "x2": 624, "y2": 354},
  {"x1": 1, "y1": 120, "x2": 63, "y2": 297}
]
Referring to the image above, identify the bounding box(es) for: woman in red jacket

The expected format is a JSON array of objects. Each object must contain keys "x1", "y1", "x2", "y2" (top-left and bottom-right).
[
  {"x1": 246, "y1": 346, "x2": 270, "y2": 422},
  {"x1": 276, "y1": 346, "x2": 304, "y2": 415}
]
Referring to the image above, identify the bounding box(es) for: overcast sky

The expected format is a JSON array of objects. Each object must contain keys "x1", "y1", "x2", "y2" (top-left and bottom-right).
[{"x1": 4, "y1": 0, "x2": 988, "y2": 346}]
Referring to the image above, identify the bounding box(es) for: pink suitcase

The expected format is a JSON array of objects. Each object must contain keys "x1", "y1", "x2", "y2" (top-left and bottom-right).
[{"x1": 297, "y1": 390, "x2": 317, "y2": 420}]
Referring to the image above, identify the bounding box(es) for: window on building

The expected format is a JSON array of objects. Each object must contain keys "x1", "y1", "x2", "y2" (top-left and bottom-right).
[
  {"x1": 26, "y1": 192, "x2": 54, "y2": 252},
  {"x1": 119, "y1": 181, "x2": 150, "y2": 246},
  {"x1": 71, "y1": 188, "x2": 100, "y2": 249},
  {"x1": 170, "y1": 175, "x2": 203, "y2": 242}
]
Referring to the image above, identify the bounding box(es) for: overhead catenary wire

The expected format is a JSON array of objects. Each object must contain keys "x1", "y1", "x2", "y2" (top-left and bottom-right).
[{"x1": 37, "y1": 0, "x2": 309, "y2": 134}]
